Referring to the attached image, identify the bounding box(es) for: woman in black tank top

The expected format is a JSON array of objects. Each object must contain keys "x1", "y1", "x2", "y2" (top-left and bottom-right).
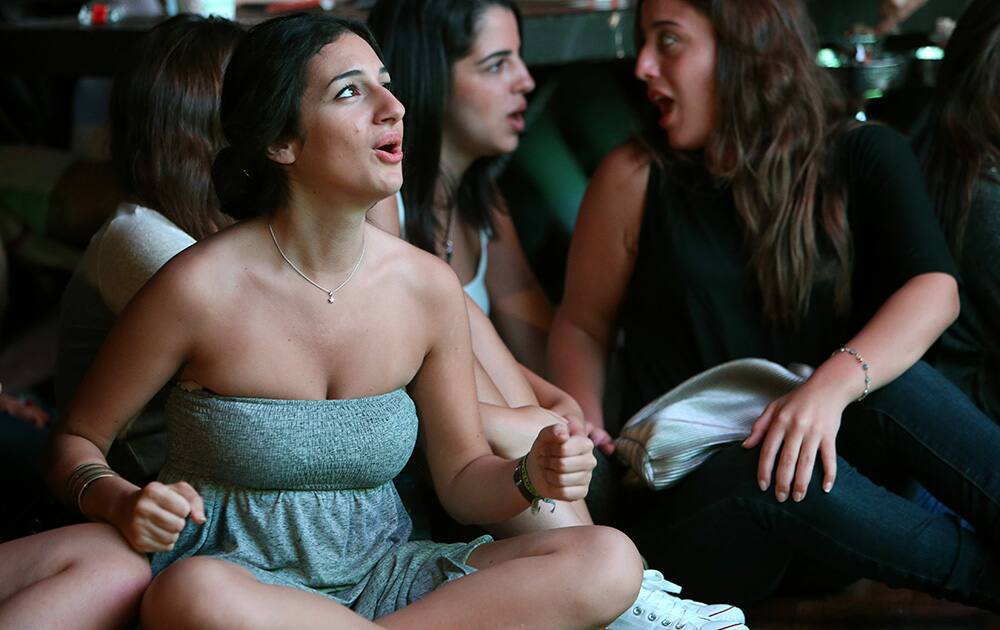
[{"x1": 551, "y1": 0, "x2": 1000, "y2": 612}]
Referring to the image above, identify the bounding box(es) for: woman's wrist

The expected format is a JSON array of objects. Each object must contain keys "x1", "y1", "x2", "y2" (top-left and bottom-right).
[
  {"x1": 83, "y1": 475, "x2": 138, "y2": 528},
  {"x1": 515, "y1": 453, "x2": 556, "y2": 514},
  {"x1": 831, "y1": 347, "x2": 872, "y2": 401},
  {"x1": 66, "y1": 462, "x2": 119, "y2": 513},
  {"x1": 811, "y1": 352, "x2": 871, "y2": 407}
]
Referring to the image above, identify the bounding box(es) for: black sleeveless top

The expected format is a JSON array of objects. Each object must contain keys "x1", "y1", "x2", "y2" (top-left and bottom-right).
[{"x1": 618, "y1": 124, "x2": 957, "y2": 418}]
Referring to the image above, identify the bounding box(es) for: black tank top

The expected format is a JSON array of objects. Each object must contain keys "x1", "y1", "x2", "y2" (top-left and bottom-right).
[{"x1": 617, "y1": 125, "x2": 956, "y2": 418}]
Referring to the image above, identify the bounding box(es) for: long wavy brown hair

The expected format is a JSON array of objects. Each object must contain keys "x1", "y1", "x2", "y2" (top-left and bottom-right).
[
  {"x1": 110, "y1": 16, "x2": 242, "y2": 240},
  {"x1": 637, "y1": 0, "x2": 854, "y2": 326},
  {"x1": 914, "y1": 0, "x2": 1000, "y2": 257}
]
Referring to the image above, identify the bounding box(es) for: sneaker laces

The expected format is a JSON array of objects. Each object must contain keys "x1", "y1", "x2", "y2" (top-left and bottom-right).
[{"x1": 634, "y1": 571, "x2": 718, "y2": 628}]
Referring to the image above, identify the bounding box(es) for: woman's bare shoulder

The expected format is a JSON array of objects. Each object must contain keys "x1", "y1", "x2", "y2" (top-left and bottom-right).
[
  {"x1": 137, "y1": 220, "x2": 259, "y2": 313},
  {"x1": 592, "y1": 141, "x2": 652, "y2": 193},
  {"x1": 578, "y1": 142, "x2": 652, "y2": 243},
  {"x1": 372, "y1": 227, "x2": 462, "y2": 302}
]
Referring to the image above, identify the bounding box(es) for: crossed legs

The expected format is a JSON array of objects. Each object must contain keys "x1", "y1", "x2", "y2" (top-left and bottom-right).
[{"x1": 140, "y1": 526, "x2": 642, "y2": 630}]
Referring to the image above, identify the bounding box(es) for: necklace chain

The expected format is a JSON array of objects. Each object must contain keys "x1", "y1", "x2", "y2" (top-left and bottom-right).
[
  {"x1": 268, "y1": 223, "x2": 366, "y2": 304},
  {"x1": 443, "y1": 205, "x2": 455, "y2": 265}
]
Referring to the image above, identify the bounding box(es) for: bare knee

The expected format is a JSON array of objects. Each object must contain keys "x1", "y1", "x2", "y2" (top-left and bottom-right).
[
  {"x1": 583, "y1": 526, "x2": 643, "y2": 594},
  {"x1": 78, "y1": 522, "x2": 150, "y2": 575},
  {"x1": 0, "y1": 524, "x2": 150, "y2": 629},
  {"x1": 93, "y1": 543, "x2": 151, "y2": 610},
  {"x1": 559, "y1": 526, "x2": 643, "y2": 622},
  {"x1": 65, "y1": 523, "x2": 151, "y2": 611},
  {"x1": 141, "y1": 557, "x2": 246, "y2": 630}
]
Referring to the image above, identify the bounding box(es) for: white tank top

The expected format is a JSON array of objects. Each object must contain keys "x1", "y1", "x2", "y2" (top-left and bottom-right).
[{"x1": 396, "y1": 191, "x2": 490, "y2": 315}]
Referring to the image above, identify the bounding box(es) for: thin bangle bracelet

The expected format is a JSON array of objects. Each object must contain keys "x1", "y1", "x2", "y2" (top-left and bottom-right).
[
  {"x1": 66, "y1": 462, "x2": 119, "y2": 513},
  {"x1": 76, "y1": 471, "x2": 118, "y2": 513}
]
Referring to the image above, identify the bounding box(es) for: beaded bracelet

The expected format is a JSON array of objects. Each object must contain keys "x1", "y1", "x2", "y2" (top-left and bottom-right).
[
  {"x1": 832, "y1": 346, "x2": 872, "y2": 402},
  {"x1": 514, "y1": 455, "x2": 556, "y2": 514}
]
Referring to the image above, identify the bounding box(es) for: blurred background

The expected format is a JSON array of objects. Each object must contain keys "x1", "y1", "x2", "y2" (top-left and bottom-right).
[{"x1": 0, "y1": 0, "x2": 973, "y2": 535}]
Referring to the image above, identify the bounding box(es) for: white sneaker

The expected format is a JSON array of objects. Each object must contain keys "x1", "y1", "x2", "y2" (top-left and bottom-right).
[{"x1": 608, "y1": 570, "x2": 748, "y2": 630}]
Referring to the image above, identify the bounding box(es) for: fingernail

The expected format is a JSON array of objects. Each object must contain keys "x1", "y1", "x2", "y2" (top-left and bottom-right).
[
  {"x1": 823, "y1": 482, "x2": 833, "y2": 493},
  {"x1": 793, "y1": 491, "x2": 804, "y2": 502},
  {"x1": 758, "y1": 479, "x2": 768, "y2": 491},
  {"x1": 776, "y1": 491, "x2": 788, "y2": 503}
]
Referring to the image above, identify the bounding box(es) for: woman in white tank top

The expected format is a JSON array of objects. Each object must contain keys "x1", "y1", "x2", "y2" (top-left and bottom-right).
[
  {"x1": 367, "y1": 0, "x2": 551, "y2": 374},
  {"x1": 366, "y1": 0, "x2": 590, "y2": 537}
]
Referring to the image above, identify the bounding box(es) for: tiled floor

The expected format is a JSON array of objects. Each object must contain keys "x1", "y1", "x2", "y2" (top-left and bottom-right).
[{"x1": 743, "y1": 580, "x2": 1000, "y2": 629}]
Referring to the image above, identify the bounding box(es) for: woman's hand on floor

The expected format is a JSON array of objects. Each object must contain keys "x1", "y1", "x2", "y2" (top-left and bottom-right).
[
  {"x1": 113, "y1": 480, "x2": 206, "y2": 553},
  {"x1": 742, "y1": 381, "x2": 844, "y2": 503},
  {"x1": 526, "y1": 422, "x2": 597, "y2": 502}
]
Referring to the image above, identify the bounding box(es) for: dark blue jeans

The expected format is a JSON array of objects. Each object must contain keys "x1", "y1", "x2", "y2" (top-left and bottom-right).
[{"x1": 619, "y1": 361, "x2": 1000, "y2": 611}]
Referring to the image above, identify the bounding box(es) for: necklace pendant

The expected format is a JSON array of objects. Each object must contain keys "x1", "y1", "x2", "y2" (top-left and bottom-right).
[{"x1": 268, "y1": 223, "x2": 365, "y2": 307}]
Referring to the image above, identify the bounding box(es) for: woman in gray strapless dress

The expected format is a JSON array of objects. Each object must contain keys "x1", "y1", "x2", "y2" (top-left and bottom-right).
[
  {"x1": 48, "y1": 13, "x2": 646, "y2": 630},
  {"x1": 150, "y1": 385, "x2": 490, "y2": 619}
]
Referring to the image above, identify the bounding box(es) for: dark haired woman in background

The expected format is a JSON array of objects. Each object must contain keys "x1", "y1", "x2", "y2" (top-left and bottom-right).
[
  {"x1": 551, "y1": 0, "x2": 1000, "y2": 609},
  {"x1": 0, "y1": 15, "x2": 244, "y2": 628},
  {"x1": 46, "y1": 14, "x2": 646, "y2": 629},
  {"x1": 914, "y1": 0, "x2": 1000, "y2": 421},
  {"x1": 366, "y1": 0, "x2": 552, "y2": 373},
  {"x1": 56, "y1": 15, "x2": 241, "y2": 483},
  {"x1": 365, "y1": 0, "x2": 612, "y2": 532},
  {"x1": 365, "y1": 0, "x2": 597, "y2": 534},
  {"x1": 365, "y1": 0, "x2": 598, "y2": 536}
]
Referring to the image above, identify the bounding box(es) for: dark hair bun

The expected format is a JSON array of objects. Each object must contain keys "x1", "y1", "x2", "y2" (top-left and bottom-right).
[{"x1": 212, "y1": 145, "x2": 257, "y2": 220}]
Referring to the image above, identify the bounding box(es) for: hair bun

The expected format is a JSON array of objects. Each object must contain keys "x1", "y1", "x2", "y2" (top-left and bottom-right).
[{"x1": 212, "y1": 146, "x2": 255, "y2": 220}]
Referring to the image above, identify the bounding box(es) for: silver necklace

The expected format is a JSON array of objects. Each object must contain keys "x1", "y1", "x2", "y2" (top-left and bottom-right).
[
  {"x1": 443, "y1": 205, "x2": 455, "y2": 265},
  {"x1": 268, "y1": 223, "x2": 366, "y2": 304}
]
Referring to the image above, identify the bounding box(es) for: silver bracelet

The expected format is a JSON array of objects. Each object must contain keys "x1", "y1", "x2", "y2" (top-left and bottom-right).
[{"x1": 832, "y1": 346, "x2": 871, "y2": 401}]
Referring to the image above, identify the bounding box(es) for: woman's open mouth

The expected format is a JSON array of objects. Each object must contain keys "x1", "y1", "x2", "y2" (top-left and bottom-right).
[
  {"x1": 652, "y1": 95, "x2": 676, "y2": 129},
  {"x1": 374, "y1": 131, "x2": 404, "y2": 164},
  {"x1": 508, "y1": 110, "x2": 526, "y2": 133}
]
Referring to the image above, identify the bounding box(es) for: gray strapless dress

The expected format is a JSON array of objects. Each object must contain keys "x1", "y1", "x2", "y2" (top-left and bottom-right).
[{"x1": 150, "y1": 385, "x2": 490, "y2": 619}]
